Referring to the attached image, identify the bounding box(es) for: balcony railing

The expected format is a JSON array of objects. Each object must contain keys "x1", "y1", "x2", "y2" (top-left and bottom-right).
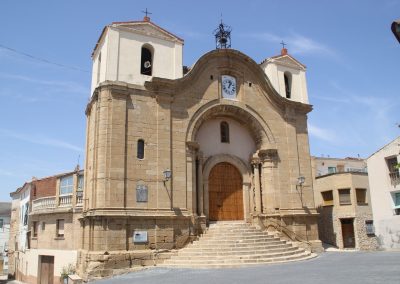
[
  {"x1": 59, "y1": 194, "x2": 72, "y2": 207},
  {"x1": 32, "y1": 193, "x2": 82, "y2": 212},
  {"x1": 76, "y1": 194, "x2": 83, "y2": 206},
  {"x1": 389, "y1": 171, "x2": 400, "y2": 186},
  {"x1": 32, "y1": 196, "x2": 56, "y2": 211}
]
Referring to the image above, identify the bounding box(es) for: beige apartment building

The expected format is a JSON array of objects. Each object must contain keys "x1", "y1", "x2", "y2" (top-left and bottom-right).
[
  {"x1": 9, "y1": 170, "x2": 83, "y2": 284},
  {"x1": 312, "y1": 157, "x2": 378, "y2": 250}
]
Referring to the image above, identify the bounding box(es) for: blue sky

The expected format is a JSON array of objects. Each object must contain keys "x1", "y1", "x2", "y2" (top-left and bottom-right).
[{"x1": 1, "y1": 0, "x2": 399, "y2": 201}]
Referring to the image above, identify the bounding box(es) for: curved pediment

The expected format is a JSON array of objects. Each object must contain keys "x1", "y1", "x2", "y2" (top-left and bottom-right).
[{"x1": 146, "y1": 48, "x2": 312, "y2": 114}]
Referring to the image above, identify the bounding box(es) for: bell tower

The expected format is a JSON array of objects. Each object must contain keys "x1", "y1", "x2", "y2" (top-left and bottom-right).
[{"x1": 90, "y1": 15, "x2": 184, "y2": 95}]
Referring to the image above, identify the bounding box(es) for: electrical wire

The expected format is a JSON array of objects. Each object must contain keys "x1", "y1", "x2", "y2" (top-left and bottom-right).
[{"x1": 0, "y1": 44, "x2": 89, "y2": 73}]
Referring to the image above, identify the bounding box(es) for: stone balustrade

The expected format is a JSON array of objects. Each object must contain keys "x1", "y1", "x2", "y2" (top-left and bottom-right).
[
  {"x1": 32, "y1": 196, "x2": 56, "y2": 211},
  {"x1": 59, "y1": 194, "x2": 73, "y2": 207}
]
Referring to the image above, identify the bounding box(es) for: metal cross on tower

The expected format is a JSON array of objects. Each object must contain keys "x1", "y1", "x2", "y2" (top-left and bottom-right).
[
  {"x1": 142, "y1": 8, "x2": 152, "y2": 18},
  {"x1": 280, "y1": 41, "x2": 287, "y2": 49}
]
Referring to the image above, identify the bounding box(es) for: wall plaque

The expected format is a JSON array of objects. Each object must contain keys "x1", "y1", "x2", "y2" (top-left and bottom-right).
[
  {"x1": 133, "y1": 231, "x2": 148, "y2": 243},
  {"x1": 136, "y1": 184, "x2": 148, "y2": 202}
]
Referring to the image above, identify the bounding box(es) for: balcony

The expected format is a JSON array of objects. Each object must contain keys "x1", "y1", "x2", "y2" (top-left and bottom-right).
[
  {"x1": 389, "y1": 171, "x2": 400, "y2": 187},
  {"x1": 32, "y1": 193, "x2": 83, "y2": 213}
]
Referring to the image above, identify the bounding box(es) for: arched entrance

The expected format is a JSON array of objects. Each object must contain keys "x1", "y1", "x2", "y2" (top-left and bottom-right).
[{"x1": 209, "y1": 162, "x2": 244, "y2": 221}]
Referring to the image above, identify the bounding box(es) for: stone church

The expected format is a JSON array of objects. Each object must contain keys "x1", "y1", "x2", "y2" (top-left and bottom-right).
[{"x1": 79, "y1": 15, "x2": 322, "y2": 276}]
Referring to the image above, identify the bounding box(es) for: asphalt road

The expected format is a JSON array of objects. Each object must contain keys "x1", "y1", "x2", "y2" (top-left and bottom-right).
[{"x1": 93, "y1": 251, "x2": 400, "y2": 284}]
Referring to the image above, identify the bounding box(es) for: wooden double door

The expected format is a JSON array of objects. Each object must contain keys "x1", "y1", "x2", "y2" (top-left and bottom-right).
[{"x1": 209, "y1": 162, "x2": 244, "y2": 221}]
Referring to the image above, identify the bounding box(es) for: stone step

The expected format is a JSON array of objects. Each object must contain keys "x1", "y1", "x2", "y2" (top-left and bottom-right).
[
  {"x1": 174, "y1": 246, "x2": 299, "y2": 257},
  {"x1": 161, "y1": 221, "x2": 313, "y2": 268},
  {"x1": 190, "y1": 239, "x2": 285, "y2": 246},
  {"x1": 162, "y1": 253, "x2": 316, "y2": 268},
  {"x1": 201, "y1": 232, "x2": 275, "y2": 237},
  {"x1": 186, "y1": 242, "x2": 292, "y2": 251},
  {"x1": 170, "y1": 247, "x2": 304, "y2": 260}
]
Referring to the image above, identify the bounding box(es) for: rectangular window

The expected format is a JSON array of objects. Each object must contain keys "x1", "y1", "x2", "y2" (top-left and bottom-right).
[
  {"x1": 33, "y1": 221, "x2": 38, "y2": 237},
  {"x1": 41, "y1": 222, "x2": 46, "y2": 231},
  {"x1": 365, "y1": 220, "x2": 375, "y2": 235},
  {"x1": 60, "y1": 175, "x2": 73, "y2": 195},
  {"x1": 24, "y1": 204, "x2": 29, "y2": 226},
  {"x1": 77, "y1": 175, "x2": 84, "y2": 191},
  {"x1": 0, "y1": 219, "x2": 3, "y2": 229},
  {"x1": 56, "y1": 219, "x2": 65, "y2": 237},
  {"x1": 387, "y1": 157, "x2": 400, "y2": 186},
  {"x1": 328, "y1": 167, "x2": 336, "y2": 174},
  {"x1": 356, "y1": 188, "x2": 367, "y2": 205},
  {"x1": 339, "y1": 188, "x2": 351, "y2": 205},
  {"x1": 394, "y1": 192, "x2": 400, "y2": 209},
  {"x1": 321, "y1": 190, "x2": 333, "y2": 206}
]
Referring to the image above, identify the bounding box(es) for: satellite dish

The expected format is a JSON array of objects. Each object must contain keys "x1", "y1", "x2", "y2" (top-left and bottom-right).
[{"x1": 144, "y1": 61, "x2": 151, "y2": 68}]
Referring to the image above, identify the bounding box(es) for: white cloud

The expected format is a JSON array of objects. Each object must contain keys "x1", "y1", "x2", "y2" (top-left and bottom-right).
[
  {"x1": 0, "y1": 129, "x2": 83, "y2": 152},
  {"x1": 308, "y1": 123, "x2": 337, "y2": 142},
  {"x1": 245, "y1": 32, "x2": 335, "y2": 57}
]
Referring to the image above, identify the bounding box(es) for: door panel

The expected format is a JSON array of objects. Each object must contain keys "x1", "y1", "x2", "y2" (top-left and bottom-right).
[
  {"x1": 209, "y1": 162, "x2": 243, "y2": 221},
  {"x1": 341, "y1": 219, "x2": 355, "y2": 248},
  {"x1": 40, "y1": 255, "x2": 54, "y2": 284}
]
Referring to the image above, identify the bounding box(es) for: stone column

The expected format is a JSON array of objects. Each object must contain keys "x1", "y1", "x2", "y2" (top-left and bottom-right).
[
  {"x1": 259, "y1": 149, "x2": 278, "y2": 214},
  {"x1": 251, "y1": 158, "x2": 262, "y2": 214},
  {"x1": 186, "y1": 141, "x2": 199, "y2": 214},
  {"x1": 197, "y1": 153, "x2": 205, "y2": 216}
]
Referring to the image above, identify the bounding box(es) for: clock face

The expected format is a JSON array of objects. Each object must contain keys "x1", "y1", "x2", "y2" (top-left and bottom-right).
[{"x1": 221, "y1": 75, "x2": 236, "y2": 99}]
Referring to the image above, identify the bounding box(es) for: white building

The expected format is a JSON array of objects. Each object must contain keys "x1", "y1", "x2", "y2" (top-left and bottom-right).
[
  {"x1": 0, "y1": 203, "x2": 11, "y2": 274},
  {"x1": 367, "y1": 136, "x2": 400, "y2": 249}
]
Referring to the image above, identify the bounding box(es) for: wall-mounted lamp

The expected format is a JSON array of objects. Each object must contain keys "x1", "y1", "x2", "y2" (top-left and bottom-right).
[
  {"x1": 163, "y1": 169, "x2": 172, "y2": 182},
  {"x1": 297, "y1": 176, "x2": 305, "y2": 186}
]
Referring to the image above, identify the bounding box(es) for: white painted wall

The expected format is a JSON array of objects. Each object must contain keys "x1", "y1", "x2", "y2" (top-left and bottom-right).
[
  {"x1": 0, "y1": 215, "x2": 10, "y2": 272},
  {"x1": 367, "y1": 137, "x2": 400, "y2": 249},
  {"x1": 313, "y1": 157, "x2": 367, "y2": 176},
  {"x1": 195, "y1": 118, "x2": 256, "y2": 163},
  {"x1": 18, "y1": 249, "x2": 77, "y2": 279},
  {"x1": 91, "y1": 25, "x2": 183, "y2": 95},
  {"x1": 261, "y1": 58, "x2": 309, "y2": 104},
  {"x1": 18, "y1": 185, "x2": 30, "y2": 252}
]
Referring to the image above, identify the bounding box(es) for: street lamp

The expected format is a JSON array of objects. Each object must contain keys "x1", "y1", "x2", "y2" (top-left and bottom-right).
[
  {"x1": 391, "y1": 19, "x2": 400, "y2": 43},
  {"x1": 297, "y1": 176, "x2": 305, "y2": 186},
  {"x1": 163, "y1": 169, "x2": 172, "y2": 182}
]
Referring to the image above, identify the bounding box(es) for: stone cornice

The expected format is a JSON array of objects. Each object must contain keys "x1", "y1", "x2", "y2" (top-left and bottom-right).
[{"x1": 145, "y1": 49, "x2": 313, "y2": 115}]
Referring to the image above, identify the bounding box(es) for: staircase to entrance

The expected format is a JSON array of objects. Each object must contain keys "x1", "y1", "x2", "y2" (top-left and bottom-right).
[{"x1": 161, "y1": 221, "x2": 316, "y2": 268}]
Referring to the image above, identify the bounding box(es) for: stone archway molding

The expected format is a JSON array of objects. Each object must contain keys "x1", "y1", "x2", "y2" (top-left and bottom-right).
[{"x1": 186, "y1": 100, "x2": 277, "y2": 149}]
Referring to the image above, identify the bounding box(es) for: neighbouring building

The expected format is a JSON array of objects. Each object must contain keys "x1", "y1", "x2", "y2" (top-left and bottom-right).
[
  {"x1": 367, "y1": 136, "x2": 400, "y2": 249},
  {"x1": 0, "y1": 202, "x2": 11, "y2": 275},
  {"x1": 78, "y1": 16, "x2": 322, "y2": 278},
  {"x1": 312, "y1": 157, "x2": 378, "y2": 250},
  {"x1": 8, "y1": 170, "x2": 83, "y2": 283}
]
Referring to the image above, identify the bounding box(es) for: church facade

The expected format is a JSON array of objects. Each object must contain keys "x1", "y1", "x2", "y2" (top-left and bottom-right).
[{"x1": 79, "y1": 16, "x2": 322, "y2": 277}]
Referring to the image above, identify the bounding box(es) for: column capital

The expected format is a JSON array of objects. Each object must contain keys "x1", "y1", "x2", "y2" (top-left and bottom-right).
[
  {"x1": 259, "y1": 148, "x2": 278, "y2": 162},
  {"x1": 186, "y1": 141, "x2": 199, "y2": 155},
  {"x1": 251, "y1": 157, "x2": 261, "y2": 166}
]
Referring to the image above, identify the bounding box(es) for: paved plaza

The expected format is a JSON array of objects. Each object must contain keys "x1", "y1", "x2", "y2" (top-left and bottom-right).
[{"x1": 93, "y1": 251, "x2": 400, "y2": 284}]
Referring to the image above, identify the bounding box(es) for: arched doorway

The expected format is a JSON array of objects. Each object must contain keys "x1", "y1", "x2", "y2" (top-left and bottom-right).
[{"x1": 209, "y1": 162, "x2": 244, "y2": 221}]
